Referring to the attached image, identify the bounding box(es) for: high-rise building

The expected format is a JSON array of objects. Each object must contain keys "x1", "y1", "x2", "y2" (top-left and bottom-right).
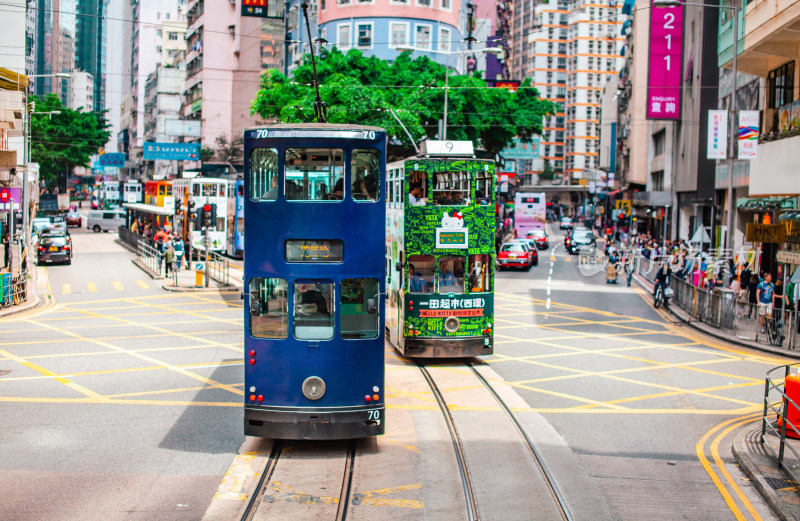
[
  {"x1": 69, "y1": 71, "x2": 94, "y2": 111},
  {"x1": 75, "y1": 0, "x2": 109, "y2": 113}
]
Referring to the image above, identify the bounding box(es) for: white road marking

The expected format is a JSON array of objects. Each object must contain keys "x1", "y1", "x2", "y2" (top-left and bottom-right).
[{"x1": 546, "y1": 298, "x2": 551, "y2": 310}]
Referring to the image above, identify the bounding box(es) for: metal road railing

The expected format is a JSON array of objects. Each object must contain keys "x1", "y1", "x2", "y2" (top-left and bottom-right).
[
  {"x1": 137, "y1": 240, "x2": 165, "y2": 279},
  {"x1": 206, "y1": 250, "x2": 230, "y2": 286},
  {"x1": 0, "y1": 270, "x2": 28, "y2": 309},
  {"x1": 762, "y1": 363, "x2": 800, "y2": 484}
]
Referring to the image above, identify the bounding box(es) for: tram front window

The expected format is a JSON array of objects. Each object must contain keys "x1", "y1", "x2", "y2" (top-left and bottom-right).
[
  {"x1": 468, "y1": 254, "x2": 491, "y2": 292},
  {"x1": 351, "y1": 149, "x2": 380, "y2": 202},
  {"x1": 340, "y1": 278, "x2": 379, "y2": 339},
  {"x1": 285, "y1": 148, "x2": 344, "y2": 201},
  {"x1": 476, "y1": 170, "x2": 491, "y2": 205},
  {"x1": 249, "y1": 278, "x2": 288, "y2": 339},
  {"x1": 293, "y1": 280, "x2": 335, "y2": 340},
  {"x1": 438, "y1": 255, "x2": 465, "y2": 294},
  {"x1": 407, "y1": 255, "x2": 434, "y2": 293},
  {"x1": 433, "y1": 172, "x2": 469, "y2": 206},
  {"x1": 250, "y1": 148, "x2": 279, "y2": 201},
  {"x1": 407, "y1": 170, "x2": 427, "y2": 206}
]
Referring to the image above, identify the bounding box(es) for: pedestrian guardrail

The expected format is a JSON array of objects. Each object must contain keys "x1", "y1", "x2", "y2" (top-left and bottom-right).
[
  {"x1": 206, "y1": 251, "x2": 230, "y2": 286},
  {"x1": 762, "y1": 363, "x2": 800, "y2": 485},
  {"x1": 0, "y1": 270, "x2": 28, "y2": 309},
  {"x1": 137, "y1": 240, "x2": 164, "y2": 279}
]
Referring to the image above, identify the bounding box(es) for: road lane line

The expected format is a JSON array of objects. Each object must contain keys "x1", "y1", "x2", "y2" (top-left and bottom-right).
[
  {"x1": 547, "y1": 287, "x2": 550, "y2": 296},
  {"x1": 136, "y1": 280, "x2": 149, "y2": 289},
  {"x1": 62, "y1": 283, "x2": 71, "y2": 294},
  {"x1": 87, "y1": 282, "x2": 97, "y2": 292},
  {"x1": 112, "y1": 281, "x2": 124, "y2": 291},
  {"x1": 546, "y1": 298, "x2": 551, "y2": 310},
  {"x1": 0, "y1": 348, "x2": 103, "y2": 398}
]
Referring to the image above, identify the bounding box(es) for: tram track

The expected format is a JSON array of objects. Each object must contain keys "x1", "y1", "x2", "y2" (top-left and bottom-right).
[
  {"x1": 240, "y1": 440, "x2": 358, "y2": 521},
  {"x1": 416, "y1": 359, "x2": 573, "y2": 521}
]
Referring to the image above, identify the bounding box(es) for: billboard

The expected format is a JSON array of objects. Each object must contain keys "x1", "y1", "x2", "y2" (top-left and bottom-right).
[
  {"x1": 164, "y1": 119, "x2": 201, "y2": 138},
  {"x1": 241, "y1": 0, "x2": 282, "y2": 18},
  {"x1": 738, "y1": 110, "x2": 759, "y2": 159},
  {"x1": 143, "y1": 142, "x2": 200, "y2": 161},
  {"x1": 707, "y1": 110, "x2": 727, "y2": 159},
  {"x1": 647, "y1": 0, "x2": 684, "y2": 120},
  {"x1": 98, "y1": 152, "x2": 126, "y2": 167}
]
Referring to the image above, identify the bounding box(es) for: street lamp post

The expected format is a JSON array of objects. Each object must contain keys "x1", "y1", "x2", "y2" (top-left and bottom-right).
[
  {"x1": 653, "y1": 0, "x2": 738, "y2": 254},
  {"x1": 396, "y1": 45, "x2": 502, "y2": 140}
]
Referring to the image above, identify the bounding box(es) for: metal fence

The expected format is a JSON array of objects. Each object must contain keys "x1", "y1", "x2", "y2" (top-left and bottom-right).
[
  {"x1": 634, "y1": 252, "x2": 800, "y2": 348},
  {"x1": 762, "y1": 363, "x2": 800, "y2": 485},
  {"x1": 0, "y1": 270, "x2": 28, "y2": 309},
  {"x1": 207, "y1": 250, "x2": 230, "y2": 286},
  {"x1": 137, "y1": 240, "x2": 164, "y2": 279}
]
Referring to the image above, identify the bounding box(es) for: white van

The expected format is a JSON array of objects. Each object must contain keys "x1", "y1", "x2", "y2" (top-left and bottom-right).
[{"x1": 87, "y1": 210, "x2": 126, "y2": 233}]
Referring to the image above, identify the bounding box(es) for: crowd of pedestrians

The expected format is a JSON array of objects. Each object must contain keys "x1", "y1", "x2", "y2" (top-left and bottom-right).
[{"x1": 130, "y1": 218, "x2": 189, "y2": 276}]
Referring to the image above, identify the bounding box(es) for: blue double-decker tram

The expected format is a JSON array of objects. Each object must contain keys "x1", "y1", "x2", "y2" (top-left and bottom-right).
[{"x1": 243, "y1": 123, "x2": 386, "y2": 439}]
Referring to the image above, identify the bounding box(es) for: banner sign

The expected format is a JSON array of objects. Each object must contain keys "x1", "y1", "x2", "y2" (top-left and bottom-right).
[
  {"x1": 738, "y1": 110, "x2": 759, "y2": 159},
  {"x1": 98, "y1": 153, "x2": 126, "y2": 167},
  {"x1": 143, "y1": 142, "x2": 200, "y2": 161},
  {"x1": 707, "y1": 110, "x2": 727, "y2": 159},
  {"x1": 647, "y1": 0, "x2": 683, "y2": 120},
  {"x1": 0, "y1": 187, "x2": 21, "y2": 210}
]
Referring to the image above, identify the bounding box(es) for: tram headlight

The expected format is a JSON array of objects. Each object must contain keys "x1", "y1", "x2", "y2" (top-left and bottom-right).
[
  {"x1": 444, "y1": 316, "x2": 460, "y2": 333},
  {"x1": 302, "y1": 376, "x2": 326, "y2": 400}
]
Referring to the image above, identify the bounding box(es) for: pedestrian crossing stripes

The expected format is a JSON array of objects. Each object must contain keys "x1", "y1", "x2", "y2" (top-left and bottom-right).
[{"x1": 57, "y1": 281, "x2": 151, "y2": 294}]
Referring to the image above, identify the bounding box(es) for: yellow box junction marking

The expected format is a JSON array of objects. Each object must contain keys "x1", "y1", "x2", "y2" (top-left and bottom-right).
[
  {"x1": 112, "y1": 281, "x2": 124, "y2": 291},
  {"x1": 62, "y1": 283, "x2": 71, "y2": 294},
  {"x1": 87, "y1": 282, "x2": 97, "y2": 292},
  {"x1": 213, "y1": 451, "x2": 261, "y2": 501},
  {"x1": 136, "y1": 280, "x2": 149, "y2": 289}
]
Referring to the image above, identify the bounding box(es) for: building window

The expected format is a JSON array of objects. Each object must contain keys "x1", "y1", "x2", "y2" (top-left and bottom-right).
[
  {"x1": 418, "y1": 0, "x2": 431, "y2": 6},
  {"x1": 768, "y1": 61, "x2": 795, "y2": 109},
  {"x1": 438, "y1": 27, "x2": 451, "y2": 52},
  {"x1": 357, "y1": 23, "x2": 373, "y2": 48},
  {"x1": 168, "y1": 32, "x2": 179, "y2": 40},
  {"x1": 157, "y1": 29, "x2": 162, "y2": 37},
  {"x1": 652, "y1": 170, "x2": 664, "y2": 191},
  {"x1": 337, "y1": 23, "x2": 351, "y2": 50},
  {"x1": 653, "y1": 129, "x2": 665, "y2": 156},
  {"x1": 416, "y1": 24, "x2": 432, "y2": 49},
  {"x1": 441, "y1": 0, "x2": 450, "y2": 8},
  {"x1": 389, "y1": 22, "x2": 410, "y2": 48}
]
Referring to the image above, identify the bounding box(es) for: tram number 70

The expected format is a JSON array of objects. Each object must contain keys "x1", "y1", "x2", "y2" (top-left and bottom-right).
[{"x1": 366, "y1": 409, "x2": 382, "y2": 422}]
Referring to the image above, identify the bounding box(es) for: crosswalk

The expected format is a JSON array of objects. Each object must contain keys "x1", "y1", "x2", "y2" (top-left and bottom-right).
[{"x1": 59, "y1": 280, "x2": 151, "y2": 295}]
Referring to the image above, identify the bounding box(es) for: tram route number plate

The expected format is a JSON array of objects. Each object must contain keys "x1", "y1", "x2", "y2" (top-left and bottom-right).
[{"x1": 366, "y1": 409, "x2": 382, "y2": 424}]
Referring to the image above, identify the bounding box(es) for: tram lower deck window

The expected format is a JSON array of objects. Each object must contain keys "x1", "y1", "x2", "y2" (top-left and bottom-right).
[
  {"x1": 294, "y1": 280, "x2": 335, "y2": 340},
  {"x1": 468, "y1": 254, "x2": 491, "y2": 292},
  {"x1": 341, "y1": 278, "x2": 379, "y2": 339},
  {"x1": 249, "y1": 278, "x2": 288, "y2": 338},
  {"x1": 438, "y1": 255, "x2": 465, "y2": 294},
  {"x1": 407, "y1": 255, "x2": 434, "y2": 293}
]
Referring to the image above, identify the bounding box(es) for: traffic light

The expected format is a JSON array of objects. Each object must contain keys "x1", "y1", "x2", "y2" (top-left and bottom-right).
[
  {"x1": 207, "y1": 202, "x2": 217, "y2": 223},
  {"x1": 202, "y1": 203, "x2": 212, "y2": 228},
  {"x1": 195, "y1": 206, "x2": 204, "y2": 230}
]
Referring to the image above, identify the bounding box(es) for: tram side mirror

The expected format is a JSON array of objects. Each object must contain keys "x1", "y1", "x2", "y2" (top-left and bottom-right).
[
  {"x1": 250, "y1": 298, "x2": 262, "y2": 316},
  {"x1": 367, "y1": 298, "x2": 377, "y2": 314},
  {"x1": 395, "y1": 262, "x2": 402, "y2": 272}
]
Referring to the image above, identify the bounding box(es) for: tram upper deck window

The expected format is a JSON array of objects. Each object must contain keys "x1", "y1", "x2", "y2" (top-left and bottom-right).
[
  {"x1": 407, "y1": 255, "x2": 434, "y2": 293},
  {"x1": 340, "y1": 278, "x2": 379, "y2": 339},
  {"x1": 432, "y1": 172, "x2": 469, "y2": 206},
  {"x1": 249, "y1": 278, "x2": 288, "y2": 339},
  {"x1": 285, "y1": 148, "x2": 344, "y2": 201},
  {"x1": 351, "y1": 149, "x2": 380, "y2": 202},
  {"x1": 438, "y1": 255, "x2": 465, "y2": 294},
  {"x1": 166, "y1": 184, "x2": 172, "y2": 196},
  {"x1": 293, "y1": 280, "x2": 335, "y2": 340},
  {"x1": 468, "y1": 254, "x2": 491, "y2": 292},
  {"x1": 407, "y1": 170, "x2": 427, "y2": 206},
  {"x1": 250, "y1": 148, "x2": 279, "y2": 201},
  {"x1": 476, "y1": 170, "x2": 491, "y2": 205}
]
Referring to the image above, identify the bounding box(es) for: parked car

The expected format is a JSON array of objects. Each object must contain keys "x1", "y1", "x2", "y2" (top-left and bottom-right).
[
  {"x1": 87, "y1": 209, "x2": 125, "y2": 233},
  {"x1": 559, "y1": 217, "x2": 573, "y2": 230},
  {"x1": 565, "y1": 228, "x2": 597, "y2": 254},
  {"x1": 525, "y1": 229, "x2": 549, "y2": 249},
  {"x1": 37, "y1": 229, "x2": 72, "y2": 265},
  {"x1": 509, "y1": 239, "x2": 539, "y2": 265},
  {"x1": 497, "y1": 242, "x2": 535, "y2": 271},
  {"x1": 65, "y1": 211, "x2": 82, "y2": 228}
]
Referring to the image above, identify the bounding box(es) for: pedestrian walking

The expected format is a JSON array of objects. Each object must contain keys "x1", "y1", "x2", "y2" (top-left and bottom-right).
[
  {"x1": 172, "y1": 237, "x2": 185, "y2": 270},
  {"x1": 163, "y1": 243, "x2": 175, "y2": 277}
]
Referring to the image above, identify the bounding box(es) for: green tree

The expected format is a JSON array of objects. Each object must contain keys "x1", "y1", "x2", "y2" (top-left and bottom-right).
[
  {"x1": 30, "y1": 94, "x2": 111, "y2": 191},
  {"x1": 251, "y1": 48, "x2": 556, "y2": 159}
]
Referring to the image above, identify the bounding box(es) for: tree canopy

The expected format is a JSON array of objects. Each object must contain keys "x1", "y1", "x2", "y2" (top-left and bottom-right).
[
  {"x1": 251, "y1": 48, "x2": 557, "y2": 159},
  {"x1": 30, "y1": 94, "x2": 111, "y2": 191}
]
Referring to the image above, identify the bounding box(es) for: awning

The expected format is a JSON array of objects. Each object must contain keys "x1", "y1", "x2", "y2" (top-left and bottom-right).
[
  {"x1": 621, "y1": 20, "x2": 630, "y2": 35},
  {"x1": 621, "y1": 0, "x2": 634, "y2": 16},
  {"x1": 0, "y1": 68, "x2": 29, "y2": 91},
  {"x1": 122, "y1": 202, "x2": 173, "y2": 216}
]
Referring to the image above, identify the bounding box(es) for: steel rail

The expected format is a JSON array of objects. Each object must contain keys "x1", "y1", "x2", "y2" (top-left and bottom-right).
[
  {"x1": 417, "y1": 362, "x2": 480, "y2": 521},
  {"x1": 240, "y1": 440, "x2": 284, "y2": 521},
  {"x1": 334, "y1": 441, "x2": 358, "y2": 521},
  {"x1": 468, "y1": 362, "x2": 573, "y2": 521}
]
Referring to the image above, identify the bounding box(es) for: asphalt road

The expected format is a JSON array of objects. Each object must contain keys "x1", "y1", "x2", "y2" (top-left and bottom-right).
[{"x1": 0, "y1": 221, "x2": 792, "y2": 520}]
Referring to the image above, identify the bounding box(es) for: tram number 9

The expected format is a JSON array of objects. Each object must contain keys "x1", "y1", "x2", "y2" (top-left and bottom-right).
[
  {"x1": 367, "y1": 409, "x2": 381, "y2": 421},
  {"x1": 363, "y1": 131, "x2": 376, "y2": 140}
]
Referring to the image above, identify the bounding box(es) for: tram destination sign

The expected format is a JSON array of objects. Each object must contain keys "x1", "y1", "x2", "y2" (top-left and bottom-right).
[
  {"x1": 285, "y1": 239, "x2": 344, "y2": 262},
  {"x1": 408, "y1": 295, "x2": 488, "y2": 318}
]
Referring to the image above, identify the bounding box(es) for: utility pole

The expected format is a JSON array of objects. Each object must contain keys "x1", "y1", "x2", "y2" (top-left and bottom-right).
[{"x1": 725, "y1": 0, "x2": 739, "y2": 256}]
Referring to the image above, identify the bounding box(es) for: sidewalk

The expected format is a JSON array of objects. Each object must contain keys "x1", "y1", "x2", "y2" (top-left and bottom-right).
[
  {"x1": 132, "y1": 257, "x2": 241, "y2": 293},
  {"x1": 632, "y1": 272, "x2": 800, "y2": 360}
]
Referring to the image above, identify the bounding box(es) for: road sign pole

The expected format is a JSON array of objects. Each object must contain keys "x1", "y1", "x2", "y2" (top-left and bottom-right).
[{"x1": 204, "y1": 225, "x2": 209, "y2": 288}]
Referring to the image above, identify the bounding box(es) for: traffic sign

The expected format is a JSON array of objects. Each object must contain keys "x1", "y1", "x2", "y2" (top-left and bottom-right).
[{"x1": 616, "y1": 200, "x2": 632, "y2": 215}]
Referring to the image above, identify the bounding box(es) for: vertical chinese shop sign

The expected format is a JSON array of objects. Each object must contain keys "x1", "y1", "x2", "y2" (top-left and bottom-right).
[{"x1": 647, "y1": 0, "x2": 684, "y2": 120}]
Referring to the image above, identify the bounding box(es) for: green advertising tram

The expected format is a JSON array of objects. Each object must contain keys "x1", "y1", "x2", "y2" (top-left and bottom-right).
[{"x1": 385, "y1": 141, "x2": 495, "y2": 358}]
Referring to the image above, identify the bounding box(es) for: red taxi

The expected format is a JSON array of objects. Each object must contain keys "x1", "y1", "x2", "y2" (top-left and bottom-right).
[
  {"x1": 65, "y1": 211, "x2": 82, "y2": 227},
  {"x1": 525, "y1": 229, "x2": 549, "y2": 249},
  {"x1": 497, "y1": 242, "x2": 535, "y2": 271}
]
